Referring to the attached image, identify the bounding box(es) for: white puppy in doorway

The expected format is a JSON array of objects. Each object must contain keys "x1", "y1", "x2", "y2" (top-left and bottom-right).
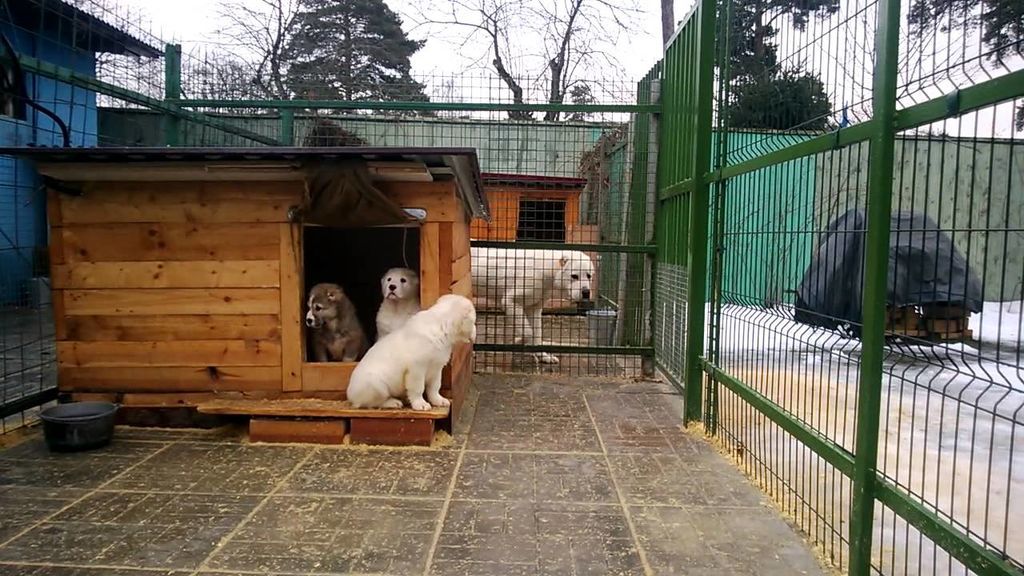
[
  {"x1": 471, "y1": 247, "x2": 595, "y2": 364},
  {"x1": 348, "y1": 294, "x2": 476, "y2": 411},
  {"x1": 375, "y1": 267, "x2": 420, "y2": 341}
]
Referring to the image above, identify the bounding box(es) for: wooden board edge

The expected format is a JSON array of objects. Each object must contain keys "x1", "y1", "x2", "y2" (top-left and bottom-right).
[
  {"x1": 280, "y1": 223, "x2": 303, "y2": 392},
  {"x1": 197, "y1": 398, "x2": 449, "y2": 419}
]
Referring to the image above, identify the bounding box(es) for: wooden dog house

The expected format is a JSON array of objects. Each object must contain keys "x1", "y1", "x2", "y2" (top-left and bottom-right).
[
  {"x1": 471, "y1": 173, "x2": 596, "y2": 244},
  {"x1": 8, "y1": 146, "x2": 488, "y2": 446}
]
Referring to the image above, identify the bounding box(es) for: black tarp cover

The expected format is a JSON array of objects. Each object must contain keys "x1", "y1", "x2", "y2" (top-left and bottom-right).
[
  {"x1": 793, "y1": 209, "x2": 983, "y2": 330},
  {"x1": 296, "y1": 159, "x2": 416, "y2": 228}
]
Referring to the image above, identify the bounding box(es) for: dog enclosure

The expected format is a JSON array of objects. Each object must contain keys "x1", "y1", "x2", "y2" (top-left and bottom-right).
[{"x1": 0, "y1": 0, "x2": 1022, "y2": 573}]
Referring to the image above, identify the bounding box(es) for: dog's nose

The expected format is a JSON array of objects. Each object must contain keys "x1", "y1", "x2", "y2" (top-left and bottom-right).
[
  {"x1": 581, "y1": 288, "x2": 591, "y2": 300},
  {"x1": 389, "y1": 284, "x2": 397, "y2": 291},
  {"x1": 305, "y1": 317, "x2": 315, "y2": 327}
]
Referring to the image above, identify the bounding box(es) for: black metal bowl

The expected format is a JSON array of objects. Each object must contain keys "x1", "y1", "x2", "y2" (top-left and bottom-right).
[{"x1": 39, "y1": 401, "x2": 118, "y2": 453}]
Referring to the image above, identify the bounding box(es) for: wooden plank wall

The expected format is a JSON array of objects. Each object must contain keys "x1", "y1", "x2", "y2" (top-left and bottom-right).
[
  {"x1": 443, "y1": 201, "x2": 474, "y2": 425},
  {"x1": 51, "y1": 181, "x2": 302, "y2": 398},
  {"x1": 470, "y1": 187, "x2": 582, "y2": 242}
]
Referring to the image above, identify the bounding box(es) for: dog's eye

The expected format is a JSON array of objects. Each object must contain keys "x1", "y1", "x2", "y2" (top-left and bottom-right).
[
  {"x1": 571, "y1": 274, "x2": 580, "y2": 281},
  {"x1": 314, "y1": 304, "x2": 322, "y2": 311},
  {"x1": 400, "y1": 278, "x2": 407, "y2": 284},
  {"x1": 586, "y1": 274, "x2": 592, "y2": 280}
]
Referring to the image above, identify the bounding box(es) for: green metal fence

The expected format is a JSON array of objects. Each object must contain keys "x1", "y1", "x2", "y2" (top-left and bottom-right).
[{"x1": 654, "y1": 0, "x2": 1024, "y2": 573}]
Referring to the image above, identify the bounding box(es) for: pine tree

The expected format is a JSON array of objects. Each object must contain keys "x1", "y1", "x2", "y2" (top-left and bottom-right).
[
  {"x1": 721, "y1": 0, "x2": 838, "y2": 131},
  {"x1": 284, "y1": 0, "x2": 428, "y2": 104},
  {"x1": 907, "y1": 0, "x2": 1023, "y2": 130}
]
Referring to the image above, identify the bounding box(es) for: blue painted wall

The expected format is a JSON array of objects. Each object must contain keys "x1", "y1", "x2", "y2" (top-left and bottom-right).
[{"x1": 0, "y1": 20, "x2": 97, "y2": 306}]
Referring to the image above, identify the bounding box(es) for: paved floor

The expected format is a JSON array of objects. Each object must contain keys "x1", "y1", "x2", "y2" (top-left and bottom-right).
[{"x1": 0, "y1": 374, "x2": 826, "y2": 575}]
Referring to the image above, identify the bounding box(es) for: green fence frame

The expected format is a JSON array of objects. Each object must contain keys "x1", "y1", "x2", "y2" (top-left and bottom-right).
[
  {"x1": 10, "y1": 41, "x2": 662, "y2": 364},
  {"x1": 654, "y1": 0, "x2": 1024, "y2": 572}
]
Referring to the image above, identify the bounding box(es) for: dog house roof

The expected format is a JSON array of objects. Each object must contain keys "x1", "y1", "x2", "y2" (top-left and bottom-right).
[
  {"x1": 0, "y1": 146, "x2": 490, "y2": 219},
  {"x1": 481, "y1": 172, "x2": 587, "y2": 191}
]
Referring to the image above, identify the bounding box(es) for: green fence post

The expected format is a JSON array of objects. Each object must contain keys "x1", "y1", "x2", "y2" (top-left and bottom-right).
[
  {"x1": 849, "y1": 0, "x2": 901, "y2": 571},
  {"x1": 163, "y1": 43, "x2": 181, "y2": 146},
  {"x1": 279, "y1": 109, "x2": 294, "y2": 145},
  {"x1": 682, "y1": 0, "x2": 718, "y2": 424},
  {"x1": 624, "y1": 67, "x2": 658, "y2": 375}
]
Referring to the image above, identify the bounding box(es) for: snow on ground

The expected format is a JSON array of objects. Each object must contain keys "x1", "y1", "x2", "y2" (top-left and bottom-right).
[
  {"x1": 706, "y1": 302, "x2": 1024, "y2": 574},
  {"x1": 969, "y1": 301, "x2": 1024, "y2": 348},
  {"x1": 712, "y1": 300, "x2": 1024, "y2": 355},
  {"x1": 711, "y1": 303, "x2": 862, "y2": 354}
]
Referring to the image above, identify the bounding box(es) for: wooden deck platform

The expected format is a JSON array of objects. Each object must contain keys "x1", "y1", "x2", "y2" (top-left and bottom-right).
[{"x1": 196, "y1": 398, "x2": 448, "y2": 446}]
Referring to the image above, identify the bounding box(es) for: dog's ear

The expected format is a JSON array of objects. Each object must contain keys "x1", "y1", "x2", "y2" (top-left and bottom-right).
[{"x1": 326, "y1": 290, "x2": 337, "y2": 302}]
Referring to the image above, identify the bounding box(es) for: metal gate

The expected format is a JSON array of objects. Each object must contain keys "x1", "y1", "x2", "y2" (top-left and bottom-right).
[{"x1": 654, "y1": 0, "x2": 1024, "y2": 574}]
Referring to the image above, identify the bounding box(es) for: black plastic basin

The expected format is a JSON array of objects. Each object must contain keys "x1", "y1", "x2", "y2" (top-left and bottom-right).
[{"x1": 39, "y1": 401, "x2": 118, "y2": 453}]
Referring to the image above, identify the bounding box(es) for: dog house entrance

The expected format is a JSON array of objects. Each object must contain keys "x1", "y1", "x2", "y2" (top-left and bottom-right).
[{"x1": 302, "y1": 225, "x2": 421, "y2": 360}]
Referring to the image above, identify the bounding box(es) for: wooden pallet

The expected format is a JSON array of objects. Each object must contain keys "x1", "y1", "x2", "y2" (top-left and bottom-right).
[
  {"x1": 885, "y1": 304, "x2": 972, "y2": 342},
  {"x1": 196, "y1": 399, "x2": 448, "y2": 446}
]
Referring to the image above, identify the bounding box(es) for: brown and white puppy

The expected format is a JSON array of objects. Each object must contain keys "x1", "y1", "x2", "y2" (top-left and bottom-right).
[
  {"x1": 375, "y1": 267, "x2": 421, "y2": 341},
  {"x1": 305, "y1": 283, "x2": 368, "y2": 362}
]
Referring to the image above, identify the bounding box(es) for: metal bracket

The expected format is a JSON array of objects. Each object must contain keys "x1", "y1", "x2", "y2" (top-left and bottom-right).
[
  {"x1": 41, "y1": 175, "x2": 83, "y2": 197},
  {"x1": 945, "y1": 89, "x2": 962, "y2": 118}
]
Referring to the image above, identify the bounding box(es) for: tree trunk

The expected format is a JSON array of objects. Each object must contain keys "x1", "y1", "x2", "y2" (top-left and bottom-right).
[
  {"x1": 489, "y1": 30, "x2": 532, "y2": 120},
  {"x1": 661, "y1": 0, "x2": 674, "y2": 44},
  {"x1": 543, "y1": 58, "x2": 563, "y2": 122},
  {"x1": 543, "y1": 0, "x2": 582, "y2": 121},
  {"x1": 343, "y1": 12, "x2": 353, "y2": 101}
]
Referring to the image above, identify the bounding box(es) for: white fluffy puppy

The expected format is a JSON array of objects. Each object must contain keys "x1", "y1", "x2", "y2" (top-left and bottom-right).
[
  {"x1": 375, "y1": 267, "x2": 420, "y2": 341},
  {"x1": 471, "y1": 247, "x2": 595, "y2": 364},
  {"x1": 348, "y1": 294, "x2": 476, "y2": 411}
]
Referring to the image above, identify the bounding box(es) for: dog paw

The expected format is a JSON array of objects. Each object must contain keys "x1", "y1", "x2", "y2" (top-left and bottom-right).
[
  {"x1": 428, "y1": 394, "x2": 451, "y2": 408},
  {"x1": 381, "y1": 398, "x2": 404, "y2": 409},
  {"x1": 536, "y1": 352, "x2": 560, "y2": 364},
  {"x1": 411, "y1": 398, "x2": 432, "y2": 411}
]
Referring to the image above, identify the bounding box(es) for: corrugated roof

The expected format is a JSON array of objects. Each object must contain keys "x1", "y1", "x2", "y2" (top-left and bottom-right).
[
  {"x1": 0, "y1": 145, "x2": 490, "y2": 219},
  {"x1": 6, "y1": 0, "x2": 163, "y2": 58},
  {"x1": 481, "y1": 172, "x2": 587, "y2": 190}
]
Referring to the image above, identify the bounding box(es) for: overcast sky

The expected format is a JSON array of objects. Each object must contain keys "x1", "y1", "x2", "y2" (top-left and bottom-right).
[
  {"x1": 117, "y1": 0, "x2": 689, "y2": 87},
  {"x1": 110, "y1": 0, "x2": 1018, "y2": 137}
]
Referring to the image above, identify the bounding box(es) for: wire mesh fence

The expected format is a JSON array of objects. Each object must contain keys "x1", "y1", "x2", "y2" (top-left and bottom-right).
[
  {"x1": 656, "y1": 0, "x2": 1023, "y2": 573},
  {"x1": 0, "y1": 0, "x2": 165, "y2": 432},
  {"x1": 0, "y1": 0, "x2": 660, "y2": 433}
]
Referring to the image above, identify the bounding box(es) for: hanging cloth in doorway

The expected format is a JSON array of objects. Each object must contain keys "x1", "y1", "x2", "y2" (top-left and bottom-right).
[{"x1": 296, "y1": 158, "x2": 415, "y2": 228}]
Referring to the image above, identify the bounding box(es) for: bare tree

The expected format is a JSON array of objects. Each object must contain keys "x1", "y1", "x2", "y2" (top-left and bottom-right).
[
  {"x1": 407, "y1": 0, "x2": 532, "y2": 119},
  {"x1": 409, "y1": 0, "x2": 640, "y2": 121},
  {"x1": 661, "y1": 0, "x2": 674, "y2": 44},
  {"x1": 182, "y1": 50, "x2": 268, "y2": 100},
  {"x1": 216, "y1": 0, "x2": 303, "y2": 99}
]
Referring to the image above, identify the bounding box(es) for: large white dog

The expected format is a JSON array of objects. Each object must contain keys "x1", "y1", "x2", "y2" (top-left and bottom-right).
[
  {"x1": 347, "y1": 294, "x2": 476, "y2": 411},
  {"x1": 470, "y1": 247, "x2": 595, "y2": 364}
]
